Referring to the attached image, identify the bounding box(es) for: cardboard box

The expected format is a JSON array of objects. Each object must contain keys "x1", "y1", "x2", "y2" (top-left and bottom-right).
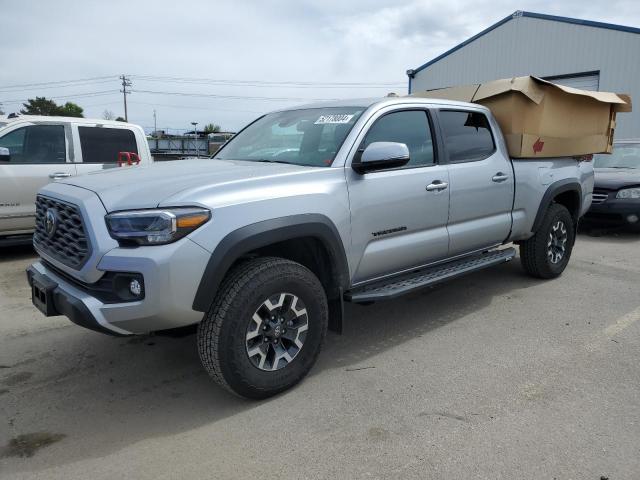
[{"x1": 411, "y1": 76, "x2": 632, "y2": 158}]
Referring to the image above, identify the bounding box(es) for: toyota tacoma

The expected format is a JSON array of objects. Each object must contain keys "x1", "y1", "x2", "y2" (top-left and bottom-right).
[{"x1": 27, "y1": 97, "x2": 594, "y2": 398}]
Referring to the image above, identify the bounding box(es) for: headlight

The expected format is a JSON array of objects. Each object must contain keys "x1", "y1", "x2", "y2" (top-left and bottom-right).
[
  {"x1": 616, "y1": 187, "x2": 640, "y2": 199},
  {"x1": 106, "y1": 207, "x2": 211, "y2": 245}
]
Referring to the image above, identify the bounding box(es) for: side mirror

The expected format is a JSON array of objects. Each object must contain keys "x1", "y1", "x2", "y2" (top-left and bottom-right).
[
  {"x1": 0, "y1": 147, "x2": 10, "y2": 162},
  {"x1": 352, "y1": 142, "x2": 409, "y2": 174}
]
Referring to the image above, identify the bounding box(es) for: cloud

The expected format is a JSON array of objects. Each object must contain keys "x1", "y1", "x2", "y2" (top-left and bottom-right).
[{"x1": 1, "y1": 0, "x2": 638, "y2": 131}]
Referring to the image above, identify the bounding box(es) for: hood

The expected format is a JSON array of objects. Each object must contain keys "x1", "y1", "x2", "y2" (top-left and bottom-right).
[
  {"x1": 61, "y1": 159, "x2": 320, "y2": 211},
  {"x1": 594, "y1": 168, "x2": 640, "y2": 190}
]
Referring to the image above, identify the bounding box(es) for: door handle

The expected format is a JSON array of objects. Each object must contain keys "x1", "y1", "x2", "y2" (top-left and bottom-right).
[
  {"x1": 426, "y1": 181, "x2": 448, "y2": 191},
  {"x1": 49, "y1": 172, "x2": 72, "y2": 179},
  {"x1": 492, "y1": 172, "x2": 509, "y2": 182}
]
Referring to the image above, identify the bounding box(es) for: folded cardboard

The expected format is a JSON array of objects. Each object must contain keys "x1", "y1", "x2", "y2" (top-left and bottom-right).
[{"x1": 411, "y1": 76, "x2": 632, "y2": 158}]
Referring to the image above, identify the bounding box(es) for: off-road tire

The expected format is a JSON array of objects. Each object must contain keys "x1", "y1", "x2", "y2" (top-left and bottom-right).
[
  {"x1": 197, "y1": 257, "x2": 328, "y2": 399},
  {"x1": 520, "y1": 203, "x2": 575, "y2": 279}
]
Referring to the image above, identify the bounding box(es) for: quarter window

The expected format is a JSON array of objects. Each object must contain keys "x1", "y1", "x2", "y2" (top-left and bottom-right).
[
  {"x1": 362, "y1": 110, "x2": 435, "y2": 167},
  {"x1": 439, "y1": 111, "x2": 495, "y2": 162},
  {"x1": 0, "y1": 125, "x2": 66, "y2": 164},
  {"x1": 79, "y1": 127, "x2": 138, "y2": 164}
]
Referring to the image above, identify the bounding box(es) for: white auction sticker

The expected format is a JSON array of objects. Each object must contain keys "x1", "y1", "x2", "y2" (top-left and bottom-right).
[{"x1": 314, "y1": 114, "x2": 355, "y2": 125}]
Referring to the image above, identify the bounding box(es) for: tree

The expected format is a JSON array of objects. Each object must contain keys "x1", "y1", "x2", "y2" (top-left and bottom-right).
[
  {"x1": 58, "y1": 102, "x2": 84, "y2": 118},
  {"x1": 20, "y1": 97, "x2": 60, "y2": 116},
  {"x1": 20, "y1": 96, "x2": 84, "y2": 117},
  {"x1": 115, "y1": 116, "x2": 126, "y2": 122},
  {"x1": 204, "y1": 123, "x2": 221, "y2": 133},
  {"x1": 102, "y1": 109, "x2": 115, "y2": 120}
]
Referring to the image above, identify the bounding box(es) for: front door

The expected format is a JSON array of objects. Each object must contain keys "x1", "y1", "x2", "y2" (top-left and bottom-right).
[
  {"x1": 0, "y1": 123, "x2": 74, "y2": 235},
  {"x1": 347, "y1": 108, "x2": 450, "y2": 284}
]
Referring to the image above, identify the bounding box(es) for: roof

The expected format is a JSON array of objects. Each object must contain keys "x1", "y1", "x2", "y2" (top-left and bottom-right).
[
  {"x1": 275, "y1": 95, "x2": 486, "y2": 112},
  {"x1": 0, "y1": 115, "x2": 136, "y2": 127},
  {"x1": 276, "y1": 96, "x2": 490, "y2": 112},
  {"x1": 409, "y1": 11, "x2": 640, "y2": 77}
]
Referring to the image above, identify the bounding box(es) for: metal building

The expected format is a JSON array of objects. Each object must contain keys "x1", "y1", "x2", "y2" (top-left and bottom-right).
[{"x1": 407, "y1": 11, "x2": 640, "y2": 139}]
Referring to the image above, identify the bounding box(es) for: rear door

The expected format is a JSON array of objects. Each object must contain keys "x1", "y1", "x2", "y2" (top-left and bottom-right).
[
  {"x1": 347, "y1": 107, "x2": 450, "y2": 283},
  {"x1": 437, "y1": 109, "x2": 514, "y2": 256},
  {"x1": 74, "y1": 125, "x2": 140, "y2": 176},
  {"x1": 0, "y1": 123, "x2": 75, "y2": 235}
]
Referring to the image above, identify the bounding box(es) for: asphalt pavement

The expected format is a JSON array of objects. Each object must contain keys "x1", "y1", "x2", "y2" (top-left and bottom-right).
[{"x1": 1, "y1": 232, "x2": 639, "y2": 479}]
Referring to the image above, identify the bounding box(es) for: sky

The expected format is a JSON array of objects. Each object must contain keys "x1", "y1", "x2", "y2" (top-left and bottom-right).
[{"x1": 1, "y1": 0, "x2": 639, "y2": 133}]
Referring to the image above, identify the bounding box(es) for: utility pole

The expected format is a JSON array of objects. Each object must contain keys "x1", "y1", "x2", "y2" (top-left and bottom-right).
[
  {"x1": 120, "y1": 74, "x2": 132, "y2": 121},
  {"x1": 191, "y1": 121, "x2": 199, "y2": 157},
  {"x1": 153, "y1": 109, "x2": 157, "y2": 136}
]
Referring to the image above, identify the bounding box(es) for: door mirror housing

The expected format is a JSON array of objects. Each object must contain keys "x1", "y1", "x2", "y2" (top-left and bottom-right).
[
  {"x1": 353, "y1": 142, "x2": 410, "y2": 174},
  {"x1": 0, "y1": 147, "x2": 10, "y2": 162}
]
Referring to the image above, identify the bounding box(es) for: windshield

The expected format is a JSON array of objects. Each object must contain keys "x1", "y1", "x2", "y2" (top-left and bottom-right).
[
  {"x1": 594, "y1": 143, "x2": 640, "y2": 169},
  {"x1": 215, "y1": 107, "x2": 364, "y2": 167}
]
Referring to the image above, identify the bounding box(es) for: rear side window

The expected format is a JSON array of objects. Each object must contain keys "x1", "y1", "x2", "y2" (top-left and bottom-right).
[
  {"x1": 362, "y1": 110, "x2": 434, "y2": 167},
  {"x1": 79, "y1": 127, "x2": 138, "y2": 164},
  {"x1": 439, "y1": 111, "x2": 495, "y2": 162}
]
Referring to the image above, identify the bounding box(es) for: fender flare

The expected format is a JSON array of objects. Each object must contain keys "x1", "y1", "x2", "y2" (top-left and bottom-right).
[
  {"x1": 192, "y1": 214, "x2": 350, "y2": 312},
  {"x1": 531, "y1": 179, "x2": 582, "y2": 233}
]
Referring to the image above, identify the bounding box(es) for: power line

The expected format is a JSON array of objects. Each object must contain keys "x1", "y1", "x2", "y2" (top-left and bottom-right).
[
  {"x1": 0, "y1": 90, "x2": 121, "y2": 105},
  {"x1": 134, "y1": 77, "x2": 406, "y2": 90},
  {"x1": 131, "y1": 89, "x2": 342, "y2": 102},
  {"x1": 128, "y1": 100, "x2": 265, "y2": 114},
  {"x1": 0, "y1": 75, "x2": 117, "y2": 90},
  {"x1": 0, "y1": 79, "x2": 117, "y2": 94},
  {"x1": 130, "y1": 74, "x2": 405, "y2": 87}
]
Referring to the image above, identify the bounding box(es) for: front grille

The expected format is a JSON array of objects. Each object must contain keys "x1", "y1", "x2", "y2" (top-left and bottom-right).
[
  {"x1": 34, "y1": 195, "x2": 91, "y2": 269},
  {"x1": 591, "y1": 190, "x2": 609, "y2": 204}
]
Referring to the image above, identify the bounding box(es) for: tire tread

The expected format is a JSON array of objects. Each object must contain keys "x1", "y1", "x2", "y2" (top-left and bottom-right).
[
  {"x1": 197, "y1": 256, "x2": 327, "y2": 398},
  {"x1": 520, "y1": 203, "x2": 574, "y2": 279}
]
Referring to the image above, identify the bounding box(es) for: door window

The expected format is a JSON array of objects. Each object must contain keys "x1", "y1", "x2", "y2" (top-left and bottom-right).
[
  {"x1": 0, "y1": 125, "x2": 66, "y2": 164},
  {"x1": 361, "y1": 110, "x2": 435, "y2": 167},
  {"x1": 439, "y1": 111, "x2": 495, "y2": 162},
  {"x1": 79, "y1": 127, "x2": 138, "y2": 163}
]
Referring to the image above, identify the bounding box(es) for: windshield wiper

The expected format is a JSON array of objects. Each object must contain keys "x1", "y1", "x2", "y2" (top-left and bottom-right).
[{"x1": 254, "y1": 159, "x2": 296, "y2": 165}]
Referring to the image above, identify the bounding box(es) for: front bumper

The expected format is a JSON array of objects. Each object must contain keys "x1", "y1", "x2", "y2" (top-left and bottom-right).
[
  {"x1": 27, "y1": 238, "x2": 211, "y2": 335},
  {"x1": 27, "y1": 265, "x2": 126, "y2": 336},
  {"x1": 583, "y1": 199, "x2": 640, "y2": 228}
]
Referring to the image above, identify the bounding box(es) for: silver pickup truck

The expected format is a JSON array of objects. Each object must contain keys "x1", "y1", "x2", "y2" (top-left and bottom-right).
[{"x1": 27, "y1": 97, "x2": 594, "y2": 398}]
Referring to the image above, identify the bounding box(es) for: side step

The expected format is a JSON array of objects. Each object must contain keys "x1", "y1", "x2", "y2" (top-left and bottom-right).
[{"x1": 345, "y1": 247, "x2": 516, "y2": 303}]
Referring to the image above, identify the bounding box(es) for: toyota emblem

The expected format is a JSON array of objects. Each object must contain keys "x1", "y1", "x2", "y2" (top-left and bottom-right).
[{"x1": 45, "y1": 209, "x2": 58, "y2": 238}]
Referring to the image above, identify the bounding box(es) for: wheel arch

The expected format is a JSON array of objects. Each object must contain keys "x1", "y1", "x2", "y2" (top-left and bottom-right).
[
  {"x1": 531, "y1": 179, "x2": 582, "y2": 234},
  {"x1": 192, "y1": 214, "x2": 349, "y2": 329}
]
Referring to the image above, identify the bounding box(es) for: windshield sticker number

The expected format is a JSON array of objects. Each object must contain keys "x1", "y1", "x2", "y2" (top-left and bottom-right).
[{"x1": 314, "y1": 114, "x2": 355, "y2": 125}]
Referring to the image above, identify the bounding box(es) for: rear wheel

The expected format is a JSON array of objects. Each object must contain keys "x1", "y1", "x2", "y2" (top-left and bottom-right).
[
  {"x1": 520, "y1": 203, "x2": 575, "y2": 279},
  {"x1": 197, "y1": 257, "x2": 328, "y2": 399}
]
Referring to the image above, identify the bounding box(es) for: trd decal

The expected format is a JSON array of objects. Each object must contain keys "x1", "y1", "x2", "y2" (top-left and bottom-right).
[{"x1": 372, "y1": 226, "x2": 407, "y2": 237}]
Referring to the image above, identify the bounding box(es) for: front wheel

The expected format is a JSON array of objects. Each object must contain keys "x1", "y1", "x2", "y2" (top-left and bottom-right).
[
  {"x1": 520, "y1": 203, "x2": 575, "y2": 279},
  {"x1": 197, "y1": 257, "x2": 328, "y2": 399}
]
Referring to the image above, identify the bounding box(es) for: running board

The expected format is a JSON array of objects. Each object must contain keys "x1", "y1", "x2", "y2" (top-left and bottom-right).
[{"x1": 345, "y1": 248, "x2": 516, "y2": 303}]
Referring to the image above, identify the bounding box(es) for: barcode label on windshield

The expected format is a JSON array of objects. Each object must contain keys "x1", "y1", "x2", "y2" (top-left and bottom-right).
[{"x1": 314, "y1": 114, "x2": 355, "y2": 125}]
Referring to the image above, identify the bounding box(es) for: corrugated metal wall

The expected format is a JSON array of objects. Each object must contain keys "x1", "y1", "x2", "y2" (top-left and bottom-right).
[{"x1": 411, "y1": 16, "x2": 640, "y2": 139}]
